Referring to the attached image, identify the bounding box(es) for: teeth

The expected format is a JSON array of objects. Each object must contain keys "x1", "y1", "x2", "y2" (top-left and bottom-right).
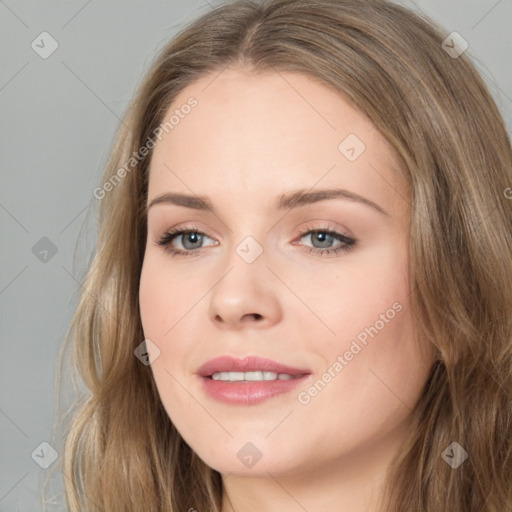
[{"x1": 211, "y1": 371, "x2": 297, "y2": 382}]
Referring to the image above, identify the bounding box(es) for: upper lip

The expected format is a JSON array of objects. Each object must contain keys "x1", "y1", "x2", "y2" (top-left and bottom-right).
[{"x1": 196, "y1": 355, "x2": 311, "y2": 377}]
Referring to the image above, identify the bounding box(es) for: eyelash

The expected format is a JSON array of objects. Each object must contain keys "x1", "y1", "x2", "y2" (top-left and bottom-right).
[{"x1": 155, "y1": 223, "x2": 357, "y2": 258}]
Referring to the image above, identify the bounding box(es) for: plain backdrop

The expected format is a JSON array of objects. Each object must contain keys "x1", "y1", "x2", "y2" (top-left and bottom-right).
[{"x1": 1, "y1": 0, "x2": 511, "y2": 510}]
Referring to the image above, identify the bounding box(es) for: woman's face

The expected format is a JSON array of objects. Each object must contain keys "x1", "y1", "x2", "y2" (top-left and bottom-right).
[{"x1": 139, "y1": 67, "x2": 435, "y2": 481}]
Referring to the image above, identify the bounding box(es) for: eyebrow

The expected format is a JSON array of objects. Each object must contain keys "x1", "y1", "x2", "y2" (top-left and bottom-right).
[{"x1": 147, "y1": 187, "x2": 389, "y2": 216}]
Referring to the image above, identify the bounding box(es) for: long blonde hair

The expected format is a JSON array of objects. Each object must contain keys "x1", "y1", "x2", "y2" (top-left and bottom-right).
[{"x1": 45, "y1": 0, "x2": 512, "y2": 510}]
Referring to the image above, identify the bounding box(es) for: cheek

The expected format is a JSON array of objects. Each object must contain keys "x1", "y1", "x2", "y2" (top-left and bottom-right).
[
  {"x1": 294, "y1": 301, "x2": 428, "y2": 464},
  {"x1": 139, "y1": 255, "x2": 178, "y2": 346},
  {"x1": 139, "y1": 254, "x2": 193, "y2": 340},
  {"x1": 138, "y1": 257, "x2": 197, "y2": 420},
  {"x1": 309, "y1": 241, "x2": 423, "y2": 404},
  {"x1": 138, "y1": 254, "x2": 203, "y2": 378},
  {"x1": 311, "y1": 242, "x2": 410, "y2": 345},
  {"x1": 312, "y1": 265, "x2": 429, "y2": 440},
  {"x1": 139, "y1": 258, "x2": 167, "y2": 340}
]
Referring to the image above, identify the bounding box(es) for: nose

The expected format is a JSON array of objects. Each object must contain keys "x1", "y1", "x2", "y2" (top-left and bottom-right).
[
  {"x1": 208, "y1": 260, "x2": 282, "y2": 330},
  {"x1": 213, "y1": 310, "x2": 264, "y2": 325}
]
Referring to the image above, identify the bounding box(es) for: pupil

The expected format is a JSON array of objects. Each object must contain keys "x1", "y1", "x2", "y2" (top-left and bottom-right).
[
  {"x1": 185, "y1": 233, "x2": 201, "y2": 249},
  {"x1": 314, "y1": 232, "x2": 332, "y2": 248}
]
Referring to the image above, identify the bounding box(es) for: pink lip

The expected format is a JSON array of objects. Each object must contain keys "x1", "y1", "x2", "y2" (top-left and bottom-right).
[
  {"x1": 196, "y1": 355, "x2": 311, "y2": 377},
  {"x1": 195, "y1": 355, "x2": 312, "y2": 406}
]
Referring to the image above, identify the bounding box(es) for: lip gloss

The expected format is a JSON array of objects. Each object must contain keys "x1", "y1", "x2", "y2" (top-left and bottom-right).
[{"x1": 198, "y1": 374, "x2": 311, "y2": 405}]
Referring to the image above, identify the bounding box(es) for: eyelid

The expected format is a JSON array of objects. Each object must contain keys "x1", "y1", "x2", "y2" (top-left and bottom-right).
[
  {"x1": 154, "y1": 220, "x2": 356, "y2": 257},
  {"x1": 155, "y1": 220, "x2": 349, "y2": 240},
  {"x1": 155, "y1": 223, "x2": 216, "y2": 247}
]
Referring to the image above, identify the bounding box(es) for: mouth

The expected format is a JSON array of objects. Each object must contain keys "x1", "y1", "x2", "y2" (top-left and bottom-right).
[
  {"x1": 206, "y1": 371, "x2": 309, "y2": 382},
  {"x1": 196, "y1": 354, "x2": 311, "y2": 379},
  {"x1": 196, "y1": 355, "x2": 312, "y2": 405},
  {"x1": 198, "y1": 372, "x2": 311, "y2": 405}
]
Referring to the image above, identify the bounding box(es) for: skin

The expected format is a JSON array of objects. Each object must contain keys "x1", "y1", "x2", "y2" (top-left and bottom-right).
[{"x1": 139, "y1": 66, "x2": 436, "y2": 512}]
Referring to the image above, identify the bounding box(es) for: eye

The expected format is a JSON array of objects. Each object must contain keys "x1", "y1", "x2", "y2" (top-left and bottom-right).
[
  {"x1": 155, "y1": 223, "x2": 357, "y2": 258},
  {"x1": 155, "y1": 226, "x2": 217, "y2": 257},
  {"x1": 294, "y1": 224, "x2": 356, "y2": 257}
]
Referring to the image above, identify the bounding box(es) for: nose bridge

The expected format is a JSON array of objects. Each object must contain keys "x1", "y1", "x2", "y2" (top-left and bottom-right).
[
  {"x1": 207, "y1": 229, "x2": 280, "y2": 328},
  {"x1": 234, "y1": 233, "x2": 266, "y2": 266},
  {"x1": 219, "y1": 205, "x2": 271, "y2": 266},
  {"x1": 218, "y1": 232, "x2": 268, "y2": 289}
]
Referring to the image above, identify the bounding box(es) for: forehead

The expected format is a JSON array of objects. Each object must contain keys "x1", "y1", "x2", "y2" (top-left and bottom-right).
[{"x1": 147, "y1": 67, "x2": 408, "y2": 219}]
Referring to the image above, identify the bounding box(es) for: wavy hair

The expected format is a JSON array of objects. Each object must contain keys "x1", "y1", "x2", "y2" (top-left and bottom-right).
[{"x1": 45, "y1": 0, "x2": 512, "y2": 510}]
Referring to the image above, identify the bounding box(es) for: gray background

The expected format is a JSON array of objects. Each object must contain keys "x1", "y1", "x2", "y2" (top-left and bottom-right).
[{"x1": 1, "y1": 0, "x2": 511, "y2": 510}]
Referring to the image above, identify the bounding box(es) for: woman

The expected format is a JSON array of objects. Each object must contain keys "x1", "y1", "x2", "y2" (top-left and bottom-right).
[{"x1": 47, "y1": 0, "x2": 512, "y2": 510}]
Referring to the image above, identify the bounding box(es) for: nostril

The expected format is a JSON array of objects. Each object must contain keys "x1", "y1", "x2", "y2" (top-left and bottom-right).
[{"x1": 242, "y1": 313, "x2": 262, "y2": 321}]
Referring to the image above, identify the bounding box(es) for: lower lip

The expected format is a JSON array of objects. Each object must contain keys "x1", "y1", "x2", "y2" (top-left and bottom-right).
[{"x1": 199, "y1": 374, "x2": 311, "y2": 405}]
